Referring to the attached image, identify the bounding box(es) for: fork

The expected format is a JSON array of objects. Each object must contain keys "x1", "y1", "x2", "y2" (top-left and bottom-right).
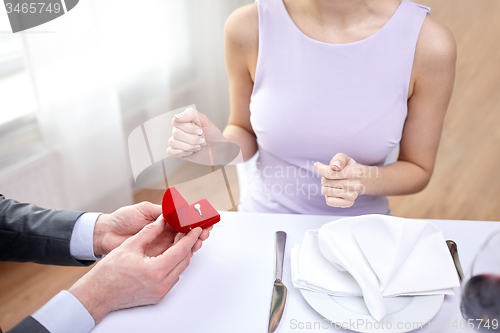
[
  {"x1": 446, "y1": 240, "x2": 465, "y2": 317},
  {"x1": 446, "y1": 240, "x2": 464, "y2": 282}
]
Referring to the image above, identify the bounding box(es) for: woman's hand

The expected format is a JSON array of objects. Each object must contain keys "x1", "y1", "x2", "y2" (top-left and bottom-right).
[
  {"x1": 167, "y1": 107, "x2": 227, "y2": 160},
  {"x1": 314, "y1": 153, "x2": 364, "y2": 208}
]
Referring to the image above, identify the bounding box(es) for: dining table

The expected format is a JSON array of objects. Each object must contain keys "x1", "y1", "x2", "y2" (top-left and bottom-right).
[{"x1": 91, "y1": 211, "x2": 500, "y2": 333}]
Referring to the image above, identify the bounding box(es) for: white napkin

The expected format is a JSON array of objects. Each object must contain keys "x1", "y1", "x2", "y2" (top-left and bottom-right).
[{"x1": 291, "y1": 214, "x2": 460, "y2": 321}]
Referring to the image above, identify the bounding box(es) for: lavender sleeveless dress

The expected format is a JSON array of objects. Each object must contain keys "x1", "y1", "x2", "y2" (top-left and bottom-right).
[{"x1": 239, "y1": 0, "x2": 430, "y2": 216}]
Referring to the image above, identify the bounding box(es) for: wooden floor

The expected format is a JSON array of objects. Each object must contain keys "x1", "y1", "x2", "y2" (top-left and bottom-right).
[{"x1": 1, "y1": 0, "x2": 500, "y2": 330}]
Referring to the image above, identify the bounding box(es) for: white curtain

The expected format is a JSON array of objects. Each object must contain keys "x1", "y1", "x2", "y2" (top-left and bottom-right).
[{"x1": 19, "y1": 0, "x2": 251, "y2": 212}]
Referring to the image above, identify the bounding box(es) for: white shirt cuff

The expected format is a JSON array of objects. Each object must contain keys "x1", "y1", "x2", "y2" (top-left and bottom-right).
[
  {"x1": 70, "y1": 212, "x2": 103, "y2": 261},
  {"x1": 32, "y1": 290, "x2": 95, "y2": 333}
]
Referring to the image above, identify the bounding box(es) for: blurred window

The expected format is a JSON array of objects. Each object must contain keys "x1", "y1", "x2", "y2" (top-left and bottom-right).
[
  {"x1": 0, "y1": 34, "x2": 24, "y2": 77},
  {"x1": 0, "y1": 19, "x2": 38, "y2": 127},
  {"x1": 0, "y1": 29, "x2": 41, "y2": 168}
]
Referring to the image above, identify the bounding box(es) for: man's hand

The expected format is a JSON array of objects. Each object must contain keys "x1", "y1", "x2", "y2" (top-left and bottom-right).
[
  {"x1": 314, "y1": 153, "x2": 364, "y2": 208},
  {"x1": 69, "y1": 216, "x2": 208, "y2": 323},
  {"x1": 92, "y1": 202, "x2": 162, "y2": 256},
  {"x1": 93, "y1": 202, "x2": 211, "y2": 256}
]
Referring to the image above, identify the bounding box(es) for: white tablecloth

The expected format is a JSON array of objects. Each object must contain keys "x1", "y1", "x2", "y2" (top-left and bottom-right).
[{"x1": 91, "y1": 212, "x2": 500, "y2": 333}]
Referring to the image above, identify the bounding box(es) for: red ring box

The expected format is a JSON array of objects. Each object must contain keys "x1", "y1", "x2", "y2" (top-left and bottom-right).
[{"x1": 162, "y1": 187, "x2": 221, "y2": 233}]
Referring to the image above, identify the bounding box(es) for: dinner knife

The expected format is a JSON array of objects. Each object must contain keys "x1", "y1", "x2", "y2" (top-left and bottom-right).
[{"x1": 268, "y1": 231, "x2": 287, "y2": 333}]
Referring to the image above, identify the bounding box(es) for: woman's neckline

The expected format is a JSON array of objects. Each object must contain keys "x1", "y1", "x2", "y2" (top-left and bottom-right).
[{"x1": 280, "y1": 0, "x2": 406, "y2": 46}]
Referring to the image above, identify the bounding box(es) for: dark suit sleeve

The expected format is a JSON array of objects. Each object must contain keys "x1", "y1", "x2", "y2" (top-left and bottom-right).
[
  {"x1": 0, "y1": 194, "x2": 94, "y2": 266},
  {"x1": 6, "y1": 316, "x2": 49, "y2": 333}
]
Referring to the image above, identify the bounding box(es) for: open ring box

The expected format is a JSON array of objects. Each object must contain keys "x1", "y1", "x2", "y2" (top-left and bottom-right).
[{"x1": 162, "y1": 186, "x2": 221, "y2": 233}]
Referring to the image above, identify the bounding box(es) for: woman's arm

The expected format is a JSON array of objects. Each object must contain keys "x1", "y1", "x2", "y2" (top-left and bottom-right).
[
  {"x1": 362, "y1": 15, "x2": 457, "y2": 196},
  {"x1": 167, "y1": 4, "x2": 259, "y2": 162},
  {"x1": 222, "y1": 4, "x2": 259, "y2": 161},
  {"x1": 315, "y1": 16, "x2": 457, "y2": 207}
]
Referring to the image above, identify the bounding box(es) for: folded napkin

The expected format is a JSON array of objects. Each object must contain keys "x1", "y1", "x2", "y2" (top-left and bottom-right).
[{"x1": 291, "y1": 214, "x2": 460, "y2": 321}]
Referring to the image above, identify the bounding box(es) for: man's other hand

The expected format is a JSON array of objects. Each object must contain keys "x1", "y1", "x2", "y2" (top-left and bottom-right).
[{"x1": 69, "y1": 216, "x2": 208, "y2": 323}]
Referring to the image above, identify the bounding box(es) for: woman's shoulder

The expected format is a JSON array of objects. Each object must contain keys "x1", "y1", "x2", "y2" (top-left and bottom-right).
[
  {"x1": 224, "y1": 3, "x2": 258, "y2": 51},
  {"x1": 415, "y1": 14, "x2": 457, "y2": 71}
]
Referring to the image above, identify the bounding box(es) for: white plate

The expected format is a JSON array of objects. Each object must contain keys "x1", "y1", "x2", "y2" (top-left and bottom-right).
[{"x1": 300, "y1": 290, "x2": 444, "y2": 333}]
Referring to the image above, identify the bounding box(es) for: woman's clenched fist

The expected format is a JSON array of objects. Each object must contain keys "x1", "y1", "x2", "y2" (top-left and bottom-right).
[
  {"x1": 314, "y1": 153, "x2": 365, "y2": 208},
  {"x1": 167, "y1": 107, "x2": 226, "y2": 160}
]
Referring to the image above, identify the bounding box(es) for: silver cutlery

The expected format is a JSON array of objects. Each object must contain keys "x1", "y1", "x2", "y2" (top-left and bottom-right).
[
  {"x1": 446, "y1": 239, "x2": 465, "y2": 317},
  {"x1": 268, "y1": 231, "x2": 287, "y2": 333},
  {"x1": 446, "y1": 240, "x2": 464, "y2": 282}
]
